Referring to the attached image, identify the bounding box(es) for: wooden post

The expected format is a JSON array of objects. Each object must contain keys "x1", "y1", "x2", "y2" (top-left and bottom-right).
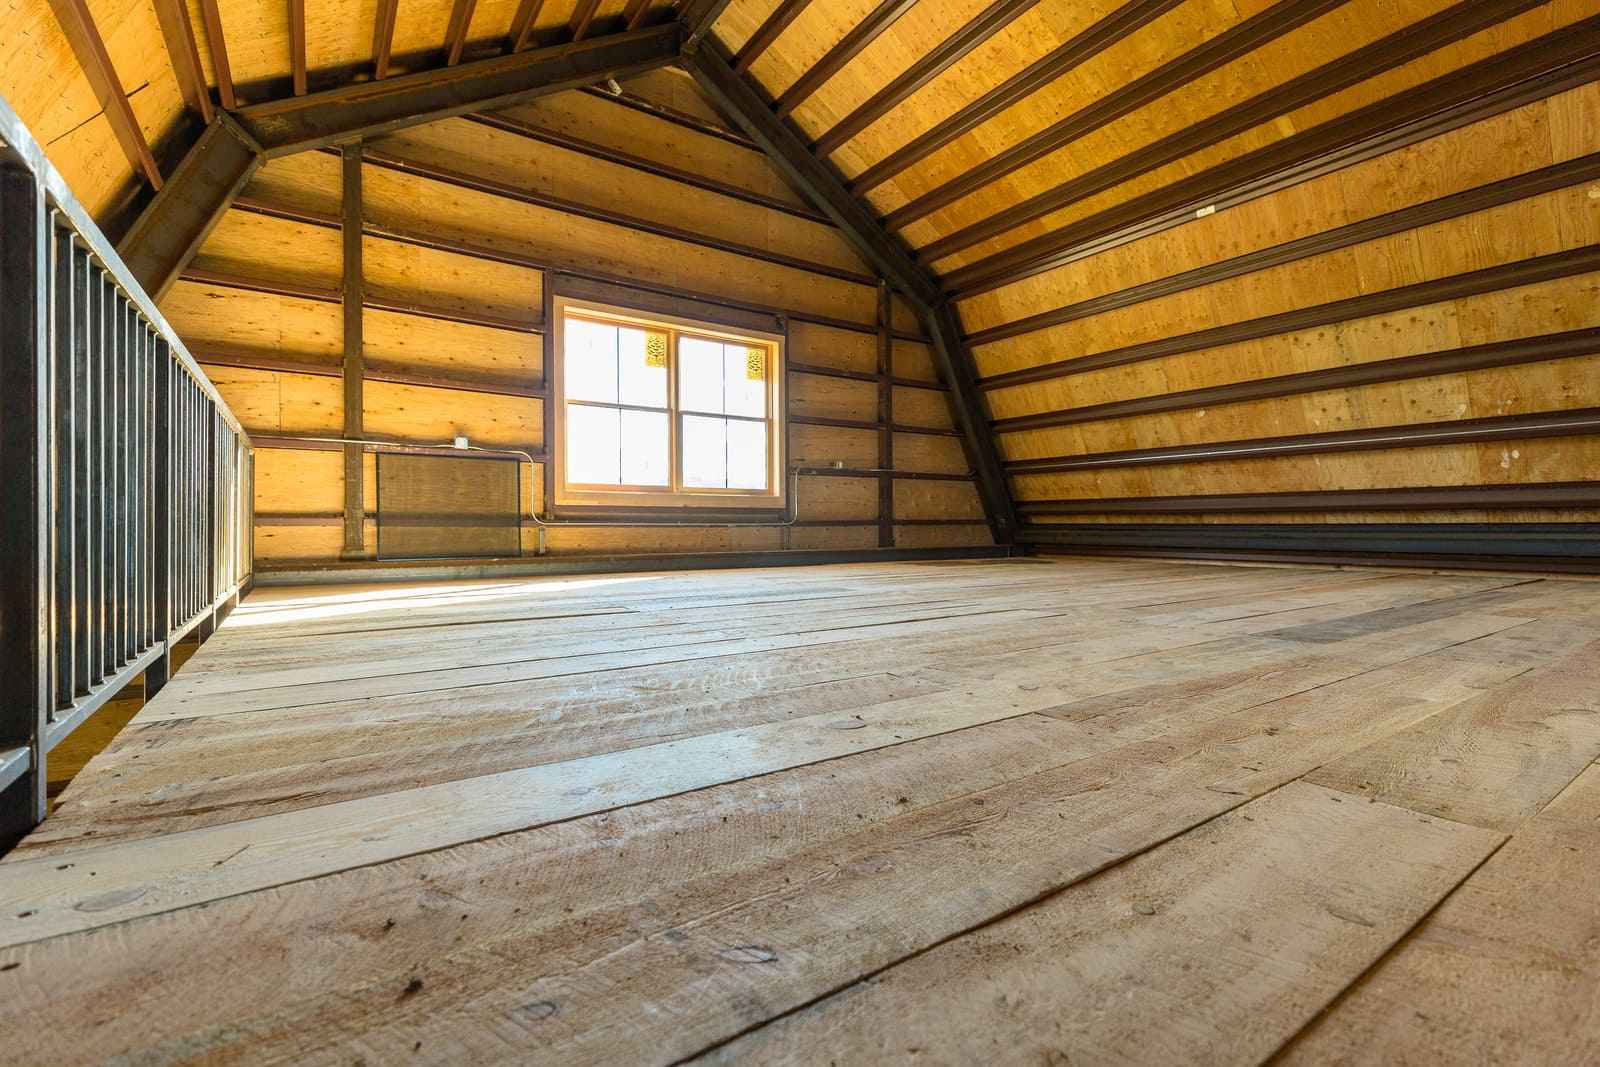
[
  {"x1": 0, "y1": 167, "x2": 51, "y2": 841},
  {"x1": 539, "y1": 270, "x2": 555, "y2": 540},
  {"x1": 341, "y1": 143, "x2": 365, "y2": 558},
  {"x1": 876, "y1": 282, "x2": 894, "y2": 548}
]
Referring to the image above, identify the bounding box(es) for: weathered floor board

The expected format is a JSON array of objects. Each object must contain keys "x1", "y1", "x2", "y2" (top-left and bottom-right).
[{"x1": 0, "y1": 557, "x2": 1596, "y2": 1065}]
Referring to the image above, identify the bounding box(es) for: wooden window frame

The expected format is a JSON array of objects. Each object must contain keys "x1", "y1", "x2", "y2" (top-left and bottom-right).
[{"x1": 552, "y1": 294, "x2": 787, "y2": 511}]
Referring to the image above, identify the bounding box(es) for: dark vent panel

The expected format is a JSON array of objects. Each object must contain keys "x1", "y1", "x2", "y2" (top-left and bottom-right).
[{"x1": 376, "y1": 453, "x2": 521, "y2": 560}]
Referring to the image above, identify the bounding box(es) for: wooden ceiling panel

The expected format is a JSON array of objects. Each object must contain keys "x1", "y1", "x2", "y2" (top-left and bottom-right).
[
  {"x1": 870, "y1": 0, "x2": 1243, "y2": 215},
  {"x1": 0, "y1": 0, "x2": 100, "y2": 140},
  {"x1": 819, "y1": 1, "x2": 1137, "y2": 184},
  {"x1": 969, "y1": 184, "x2": 1587, "y2": 387},
  {"x1": 741, "y1": 0, "x2": 886, "y2": 100},
  {"x1": 183, "y1": 0, "x2": 290, "y2": 92},
  {"x1": 956, "y1": 98, "x2": 1560, "y2": 340},
  {"x1": 930, "y1": 0, "x2": 1588, "y2": 287},
  {"x1": 898, "y1": 0, "x2": 1453, "y2": 262},
  {"x1": 299, "y1": 0, "x2": 378, "y2": 79},
  {"x1": 704, "y1": 0, "x2": 782, "y2": 60},
  {"x1": 783, "y1": 0, "x2": 996, "y2": 136}
]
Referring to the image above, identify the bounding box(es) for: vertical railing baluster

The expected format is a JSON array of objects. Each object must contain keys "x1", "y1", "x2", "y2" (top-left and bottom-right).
[
  {"x1": 102, "y1": 275, "x2": 115, "y2": 678},
  {"x1": 0, "y1": 167, "x2": 51, "y2": 843},
  {"x1": 185, "y1": 379, "x2": 196, "y2": 622},
  {"x1": 51, "y1": 218, "x2": 74, "y2": 716},
  {"x1": 123, "y1": 301, "x2": 136, "y2": 662},
  {"x1": 147, "y1": 338, "x2": 172, "y2": 697},
  {"x1": 146, "y1": 328, "x2": 156, "y2": 649},
  {"x1": 135, "y1": 321, "x2": 148, "y2": 653},
  {"x1": 72, "y1": 246, "x2": 91, "y2": 698},
  {"x1": 0, "y1": 105, "x2": 253, "y2": 842}
]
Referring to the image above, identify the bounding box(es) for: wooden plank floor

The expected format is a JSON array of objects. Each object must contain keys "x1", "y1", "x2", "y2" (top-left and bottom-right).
[{"x1": 2, "y1": 557, "x2": 1598, "y2": 1065}]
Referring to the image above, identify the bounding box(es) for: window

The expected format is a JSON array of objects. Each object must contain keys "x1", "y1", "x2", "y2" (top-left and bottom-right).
[{"x1": 552, "y1": 297, "x2": 785, "y2": 509}]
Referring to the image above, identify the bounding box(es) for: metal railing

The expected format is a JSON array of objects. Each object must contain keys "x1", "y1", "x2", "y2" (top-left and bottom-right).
[{"x1": 0, "y1": 97, "x2": 252, "y2": 843}]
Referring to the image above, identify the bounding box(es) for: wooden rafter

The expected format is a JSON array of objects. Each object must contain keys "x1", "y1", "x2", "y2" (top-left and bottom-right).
[
  {"x1": 196, "y1": 0, "x2": 238, "y2": 109},
  {"x1": 121, "y1": 25, "x2": 682, "y2": 302},
  {"x1": 289, "y1": 0, "x2": 308, "y2": 94},
  {"x1": 885, "y1": 0, "x2": 1350, "y2": 234},
  {"x1": 849, "y1": 0, "x2": 1183, "y2": 194},
  {"x1": 373, "y1": 0, "x2": 400, "y2": 79},
  {"x1": 51, "y1": 0, "x2": 163, "y2": 187},
  {"x1": 118, "y1": 114, "x2": 261, "y2": 300},
  {"x1": 677, "y1": 0, "x2": 736, "y2": 45},
  {"x1": 947, "y1": 15, "x2": 1600, "y2": 294},
  {"x1": 774, "y1": 0, "x2": 917, "y2": 118},
  {"x1": 734, "y1": 0, "x2": 810, "y2": 73},
  {"x1": 240, "y1": 23, "x2": 681, "y2": 154},
  {"x1": 814, "y1": 0, "x2": 1040, "y2": 155},
  {"x1": 507, "y1": 0, "x2": 546, "y2": 51},
  {"x1": 151, "y1": 0, "x2": 214, "y2": 122},
  {"x1": 623, "y1": 0, "x2": 651, "y2": 31},
  {"x1": 445, "y1": 0, "x2": 479, "y2": 64},
  {"x1": 682, "y1": 41, "x2": 1020, "y2": 543},
  {"x1": 911, "y1": 0, "x2": 1551, "y2": 260},
  {"x1": 569, "y1": 0, "x2": 602, "y2": 41}
]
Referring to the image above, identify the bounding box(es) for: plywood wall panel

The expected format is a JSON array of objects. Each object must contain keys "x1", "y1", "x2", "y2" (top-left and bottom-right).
[
  {"x1": 892, "y1": 388, "x2": 953, "y2": 431},
  {"x1": 787, "y1": 526, "x2": 881, "y2": 551},
  {"x1": 363, "y1": 237, "x2": 544, "y2": 329},
  {"x1": 1548, "y1": 81, "x2": 1600, "y2": 162},
  {"x1": 893, "y1": 524, "x2": 995, "y2": 549},
  {"x1": 243, "y1": 153, "x2": 345, "y2": 217},
  {"x1": 895, "y1": 480, "x2": 985, "y2": 521},
  {"x1": 255, "y1": 449, "x2": 346, "y2": 512},
  {"x1": 796, "y1": 476, "x2": 878, "y2": 521},
  {"x1": 891, "y1": 340, "x2": 938, "y2": 382},
  {"x1": 254, "y1": 525, "x2": 347, "y2": 561},
  {"x1": 363, "y1": 311, "x2": 540, "y2": 380},
  {"x1": 207, "y1": 367, "x2": 344, "y2": 434},
  {"x1": 361, "y1": 164, "x2": 878, "y2": 325},
  {"x1": 371, "y1": 119, "x2": 867, "y2": 276},
  {"x1": 363, "y1": 382, "x2": 541, "y2": 450},
  {"x1": 789, "y1": 321, "x2": 878, "y2": 374},
  {"x1": 190, "y1": 210, "x2": 344, "y2": 290},
  {"x1": 894, "y1": 433, "x2": 970, "y2": 476},
  {"x1": 539, "y1": 525, "x2": 786, "y2": 556},
  {"x1": 499, "y1": 91, "x2": 807, "y2": 210},
  {"x1": 791, "y1": 424, "x2": 878, "y2": 468},
  {"x1": 790, "y1": 375, "x2": 878, "y2": 421},
  {"x1": 161, "y1": 282, "x2": 343, "y2": 362}
]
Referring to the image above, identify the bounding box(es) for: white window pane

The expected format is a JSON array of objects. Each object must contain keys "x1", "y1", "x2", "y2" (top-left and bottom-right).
[
  {"x1": 618, "y1": 327, "x2": 667, "y2": 408},
  {"x1": 679, "y1": 336, "x2": 725, "y2": 414},
  {"x1": 723, "y1": 343, "x2": 767, "y2": 418},
  {"x1": 566, "y1": 404, "x2": 620, "y2": 485},
  {"x1": 566, "y1": 319, "x2": 618, "y2": 403},
  {"x1": 726, "y1": 418, "x2": 768, "y2": 490},
  {"x1": 681, "y1": 414, "x2": 728, "y2": 488},
  {"x1": 621, "y1": 409, "x2": 669, "y2": 486}
]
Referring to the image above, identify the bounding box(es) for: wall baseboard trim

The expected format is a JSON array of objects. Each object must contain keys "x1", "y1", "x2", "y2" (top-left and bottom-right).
[
  {"x1": 252, "y1": 545, "x2": 1019, "y2": 585},
  {"x1": 1021, "y1": 522, "x2": 1600, "y2": 575}
]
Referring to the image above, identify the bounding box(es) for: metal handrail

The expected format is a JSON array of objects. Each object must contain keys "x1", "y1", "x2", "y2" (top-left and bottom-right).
[{"x1": 0, "y1": 94, "x2": 254, "y2": 844}]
